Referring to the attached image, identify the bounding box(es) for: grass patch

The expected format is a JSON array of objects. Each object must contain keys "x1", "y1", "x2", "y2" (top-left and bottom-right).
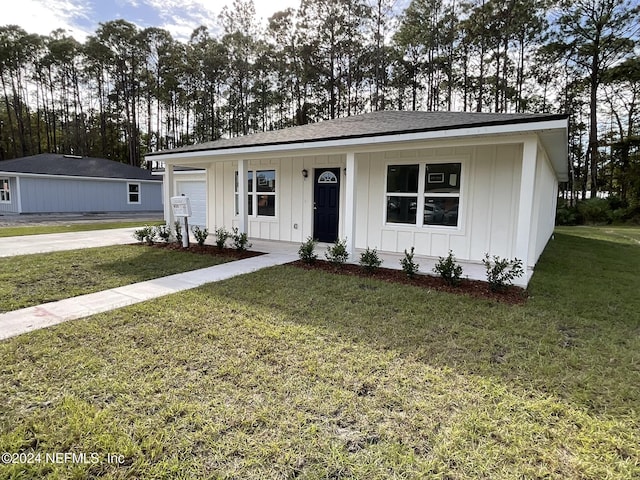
[
  {"x1": 0, "y1": 245, "x2": 233, "y2": 313},
  {"x1": 0, "y1": 221, "x2": 164, "y2": 238},
  {"x1": 0, "y1": 226, "x2": 638, "y2": 478}
]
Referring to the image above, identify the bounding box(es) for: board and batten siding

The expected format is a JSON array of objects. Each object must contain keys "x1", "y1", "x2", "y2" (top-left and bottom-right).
[
  {"x1": 18, "y1": 177, "x2": 162, "y2": 213},
  {"x1": 207, "y1": 154, "x2": 346, "y2": 244},
  {"x1": 354, "y1": 144, "x2": 523, "y2": 263},
  {"x1": 529, "y1": 147, "x2": 558, "y2": 266},
  {"x1": 199, "y1": 139, "x2": 555, "y2": 267}
]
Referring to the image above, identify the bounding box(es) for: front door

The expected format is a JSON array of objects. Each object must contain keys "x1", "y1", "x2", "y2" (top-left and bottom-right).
[{"x1": 313, "y1": 168, "x2": 340, "y2": 243}]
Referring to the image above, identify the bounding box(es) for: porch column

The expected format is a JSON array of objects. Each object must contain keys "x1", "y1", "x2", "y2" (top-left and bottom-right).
[
  {"x1": 163, "y1": 162, "x2": 175, "y2": 226},
  {"x1": 515, "y1": 137, "x2": 538, "y2": 268},
  {"x1": 344, "y1": 152, "x2": 357, "y2": 257},
  {"x1": 237, "y1": 159, "x2": 249, "y2": 234}
]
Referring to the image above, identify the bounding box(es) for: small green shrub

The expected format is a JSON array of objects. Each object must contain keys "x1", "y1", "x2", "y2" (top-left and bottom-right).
[
  {"x1": 174, "y1": 221, "x2": 183, "y2": 244},
  {"x1": 214, "y1": 227, "x2": 230, "y2": 249},
  {"x1": 577, "y1": 198, "x2": 611, "y2": 224},
  {"x1": 433, "y1": 250, "x2": 463, "y2": 286},
  {"x1": 232, "y1": 227, "x2": 252, "y2": 251},
  {"x1": 298, "y1": 237, "x2": 318, "y2": 264},
  {"x1": 400, "y1": 247, "x2": 420, "y2": 278},
  {"x1": 482, "y1": 254, "x2": 524, "y2": 292},
  {"x1": 325, "y1": 238, "x2": 349, "y2": 267},
  {"x1": 192, "y1": 225, "x2": 209, "y2": 246},
  {"x1": 133, "y1": 225, "x2": 156, "y2": 245},
  {"x1": 359, "y1": 247, "x2": 382, "y2": 273},
  {"x1": 155, "y1": 225, "x2": 172, "y2": 243},
  {"x1": 555, "y1": 204, "x2": 580, "y2": 225}
]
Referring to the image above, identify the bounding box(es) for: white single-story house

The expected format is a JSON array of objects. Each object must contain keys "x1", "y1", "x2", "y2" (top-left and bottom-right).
[
  {"x1": 147, "y1": 111, "x2": 568, "y2": 285},
  {"x1": 0, "y1": 154, "x2": 163, "y2": 215}
]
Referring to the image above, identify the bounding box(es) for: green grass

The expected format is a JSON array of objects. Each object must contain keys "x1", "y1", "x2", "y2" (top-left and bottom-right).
[
  {"x1": 0, "y1": 221, "x2": 164, "y2": 238},
  {"x1": 0, "y1": 245, "x2": 234, "y2": 313},
  {"x1": 0, "y1": 227, "x2": 638, "y2": 479}
]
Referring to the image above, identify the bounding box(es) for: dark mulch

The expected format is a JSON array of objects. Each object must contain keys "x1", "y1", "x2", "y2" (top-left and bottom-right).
[
  {"x1": 291, "y1": 259, "x2": 527, "y2": 305},
  {"x1": 142, "y1": 242, "x2": 265, "y2": 259},
  {"x1": 141, "y1": 242, "x2": 525, "y2": 304}
]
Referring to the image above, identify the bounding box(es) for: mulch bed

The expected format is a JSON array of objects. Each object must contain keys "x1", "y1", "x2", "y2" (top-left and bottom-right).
[
  {"x1": 141, "y1": 242, "x2": 526, "y2": 305},
  {"x1": 291, "y1": 259, "x2": 528, "y2": 305},
  {"x1": 143, "y1": 242, "x2": 264, "y2": 260}
]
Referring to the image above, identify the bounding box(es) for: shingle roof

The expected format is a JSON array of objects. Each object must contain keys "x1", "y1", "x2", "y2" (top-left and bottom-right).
[
  {"x1": 0, "y1": 154, "x2": 160, "y2": 181},
  {"x1": 147, "y1": 110, "x2": 568, "y2": 156}
]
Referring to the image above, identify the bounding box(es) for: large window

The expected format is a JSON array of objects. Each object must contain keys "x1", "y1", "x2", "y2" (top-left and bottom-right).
[
  {"x1": 386, "y1": 163, "x2": 461, "y2": 227},
  {"x1": 0, "y1": 178, "x2": 9, "y2": 203},
  {"x1": 235, "y1": 170, "x2": 276, "y2": 217},
  {"x1": 127, "y1": 182, "x2": 141, "y2": 204}
]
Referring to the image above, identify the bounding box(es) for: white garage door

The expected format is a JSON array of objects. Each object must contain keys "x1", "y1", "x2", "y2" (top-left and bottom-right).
[{"x1": 176, "y1": 181, "x2": 206, "y2": 227}]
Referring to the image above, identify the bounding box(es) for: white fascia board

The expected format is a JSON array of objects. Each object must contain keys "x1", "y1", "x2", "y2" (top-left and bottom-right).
[
  {"x1": 153, "y1": 169, "x2": 207, "y2": 176},
  {"x1": 148, "y1": 119, "x2": 568, "y2": 164},
  {"x1": 0, "y1": 171, "x2": 161, "y2": 183}
]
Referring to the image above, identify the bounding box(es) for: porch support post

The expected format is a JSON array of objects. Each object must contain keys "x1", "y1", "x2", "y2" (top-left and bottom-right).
[
  {"x1": 237, "y1": 159, "x2": 249, "y2": 234},
  {"x1": 163, "y1": 162, "x2": 175, "y2": 227},
  {"x1": 344, "y1": 151, "x2": 357, "y2": 257},
  {"x1": 515, "y1": 137, "x2": 538, "y2": 269}
]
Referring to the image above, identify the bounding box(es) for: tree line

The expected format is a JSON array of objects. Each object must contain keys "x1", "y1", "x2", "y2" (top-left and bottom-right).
[{"x1": 0, "y1": 0, "x2": 638, "y2": 212}]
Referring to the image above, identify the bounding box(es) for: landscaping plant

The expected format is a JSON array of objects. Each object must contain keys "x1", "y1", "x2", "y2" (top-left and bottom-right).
[
  {"x1": 433, "y1": 250, "x2": 463, "y2": 286},
  {"x1": 214, "y1": 227, "x2": 230, "y2": 249},
  {"x1": 482, "y1": 253, "x2": 524, "y2": 292},
  {"x1": 359, "y1": 247, "x2": 383, "y2": 273},
  {"x1": 192, "y1": 225, "x2": 209, "y2": 246},
  {"x1": 325, "y1": 238, "x2": 349, "y2": 268},
  {"x1": 155, "y1": 225, "x2": 172, "y2": 243},
  {"x1": 232, "y1": 227, "x2": 252, "y2": 251},
  {"x1": 400, "y1": 246, "x2": 420, "y2": 277},
  {"x1": 298, "y1": 236, "x2": 318, "y2": 264},
  {"x1": 133, "y1": 225, "x2": 156, "y2": 245},
  {"x1": 174, "y1": 221, "x2": 183, "y2": 244}
]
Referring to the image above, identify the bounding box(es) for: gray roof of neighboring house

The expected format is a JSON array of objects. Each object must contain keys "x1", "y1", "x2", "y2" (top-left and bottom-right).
[
  {"x1": 0, "y1": 154, "x2": 160, "y2": 181},
  {"x1": 147, "y1": 110, "x2": 568, "y2": 156}
]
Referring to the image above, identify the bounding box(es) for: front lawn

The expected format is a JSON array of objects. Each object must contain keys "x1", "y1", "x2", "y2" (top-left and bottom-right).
[
  {"x1": 0, "y1": 227, "x2": 638, "y2": 478},
  {"x1": 0, "y1": 221, "x2": 164, "y2": 238},
  {"x1": 0, "y1": 245, "x2": 234, "y2": 313}
]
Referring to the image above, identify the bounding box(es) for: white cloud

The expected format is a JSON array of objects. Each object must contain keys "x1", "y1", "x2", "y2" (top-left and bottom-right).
[
  {"x1": 3, "y1": 0, "x2": 301, "y2": 42},
  {"x1": 3, "y1": 0, "x2": 92, "y2": 39}
]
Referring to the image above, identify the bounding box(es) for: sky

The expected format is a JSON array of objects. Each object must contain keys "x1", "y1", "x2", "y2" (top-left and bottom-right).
[{"x1": 4, "y1": 0, "x2": 302, "y2": 41}]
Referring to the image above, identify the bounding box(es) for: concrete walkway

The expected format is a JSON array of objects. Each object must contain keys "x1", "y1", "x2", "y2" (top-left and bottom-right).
[{"x1": 0, "y1": 229, "x2": 297, "y2": 341}]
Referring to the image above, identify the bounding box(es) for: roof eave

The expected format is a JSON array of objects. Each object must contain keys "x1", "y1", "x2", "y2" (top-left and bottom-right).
[{"x1": 148, "y1": 118, "x2": 568, "y2": 165}]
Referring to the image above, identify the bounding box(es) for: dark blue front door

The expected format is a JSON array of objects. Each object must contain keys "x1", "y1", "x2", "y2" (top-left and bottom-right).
[{"x1": 313, "y1": 168, "x2": 340, "y2": 243}]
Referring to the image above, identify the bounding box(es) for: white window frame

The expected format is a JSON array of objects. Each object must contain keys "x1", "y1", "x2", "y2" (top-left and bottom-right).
[
  {"x1": 384, "y1": 163, "x2": 419, "y2": 226},
  {"x1": 384, "y1": 161, "x2": 463, "y2": 229},
  {"x1": 235, "y1": 169, "x2": 277, "y2": 218},
  {"x1": 127, "y1": 182, "x2": 141, "y2": 204},
  {"x1": 0, "y1": 177, "x2": 11, "y2": 203}
]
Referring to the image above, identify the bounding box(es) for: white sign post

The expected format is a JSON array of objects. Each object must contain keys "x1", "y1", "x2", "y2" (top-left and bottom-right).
[{"x1": 170, "y1": 196, "x2": 192, "y2": 248}]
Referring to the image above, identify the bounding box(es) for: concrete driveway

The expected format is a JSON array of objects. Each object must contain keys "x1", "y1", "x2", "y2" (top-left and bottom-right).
[{"x1": 0, "y1": 212, "x2": 162, "y2": 227}]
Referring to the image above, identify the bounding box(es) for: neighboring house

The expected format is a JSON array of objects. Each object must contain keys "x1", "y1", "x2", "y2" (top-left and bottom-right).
[
  {"x1": 147, "y1": 111, "x2": 568, "y2": 285},
  {"x1": 0, "y1": 154, "x2": 163, "y2": 214}
]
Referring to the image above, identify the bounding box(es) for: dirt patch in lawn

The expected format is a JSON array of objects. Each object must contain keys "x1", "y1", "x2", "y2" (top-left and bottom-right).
[
  {"x1": 144, "y1": 242, "x2": 265, "y2": 260},
  {"x1": 291, "y1": 259, "x2": 527, "y2": 305}
]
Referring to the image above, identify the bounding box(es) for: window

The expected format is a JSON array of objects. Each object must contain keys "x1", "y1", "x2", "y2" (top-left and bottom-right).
[
  {"x1": 235, "y1": 169, "x2": 276, "y2": 217},
  {"x1": 385, "y1": 163, "x2": 461, "y2": 227},
  {"x1": 386, "y1": 165, "x2": 418, "y2": 224},
  {"x1": 0, "y1": 178, "x2": 10, "y2": 203},
  {"x1": 424, "y1": 163, "x2": 460, "y2": 226},
  {"x1": 127, "y1": 182, "x2": 140, "y2": 204}
]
